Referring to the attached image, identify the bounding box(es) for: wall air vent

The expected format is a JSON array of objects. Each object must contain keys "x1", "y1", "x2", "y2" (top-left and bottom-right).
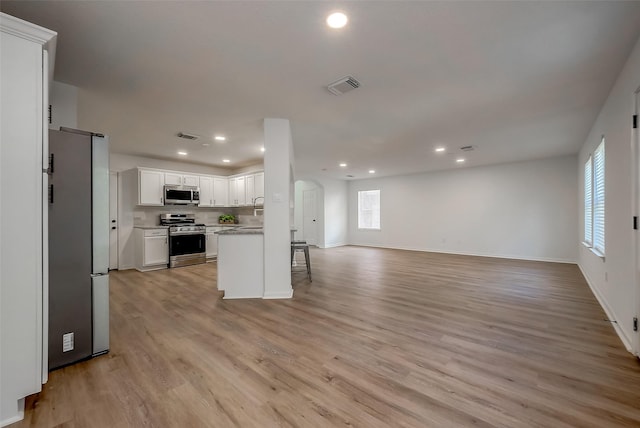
[
  {"x1": 327, "y1": 75, "x2": 361, "y2": 95},
  {"x1": 177, "y1": 132, "x2": 199, "y2": 140},
  {"x1": 460, "y1": 145, "x2": 476, "y2": 152}
]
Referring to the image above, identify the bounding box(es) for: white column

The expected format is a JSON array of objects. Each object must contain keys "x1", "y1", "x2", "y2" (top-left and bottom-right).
[{"x1": 262, "y1": 118, "x2": 293, "y2": 299}]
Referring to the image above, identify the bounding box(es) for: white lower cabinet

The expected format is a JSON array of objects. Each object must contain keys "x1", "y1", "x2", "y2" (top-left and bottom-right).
[
  {"x1": 206, "y1": 226, "x2": 221, "y2": 259},
  {"x1": 135, "y1": 228, "x2": 169, "y2": 271}
]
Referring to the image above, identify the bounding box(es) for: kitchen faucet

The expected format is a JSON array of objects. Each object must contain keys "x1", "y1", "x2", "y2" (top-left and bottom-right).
[{"x1": 253, "y1": 196, "x2": 265, "y2": 216}]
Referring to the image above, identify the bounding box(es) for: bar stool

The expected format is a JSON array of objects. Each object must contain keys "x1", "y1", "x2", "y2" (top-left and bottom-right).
[{"x1": 291, "y1": 240, "x2": 312, "y2": 282}]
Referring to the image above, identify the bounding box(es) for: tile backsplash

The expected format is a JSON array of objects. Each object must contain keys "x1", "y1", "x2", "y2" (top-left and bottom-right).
[{"x1": 133, "y1": 205, "x2": 263, "y2": 227}]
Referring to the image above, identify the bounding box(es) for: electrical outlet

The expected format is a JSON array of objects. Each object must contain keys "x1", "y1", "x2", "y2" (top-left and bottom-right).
[{"x1": 62, "y1": 332, "x2": 74, "y2": 352}]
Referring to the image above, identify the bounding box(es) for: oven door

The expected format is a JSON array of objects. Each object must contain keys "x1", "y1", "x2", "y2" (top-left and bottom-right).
[{"x1": 169, "y1": 233, "x2": 205, "y2": 256}]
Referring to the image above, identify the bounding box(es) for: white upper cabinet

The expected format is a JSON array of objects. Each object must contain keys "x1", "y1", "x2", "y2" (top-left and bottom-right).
[
  {"x1": 164, "y1": 172, "x2": 181, "y2": 185},
  {"x1": 165, "y1": 172, "x2": 198, "y2": 187},
  {"x1": 229, "y1": 176, "x2": 246, "y2": 206},
  {"x1": 246, "y1": 175, "x2": 255, "y2": 205},
  {"x1": 139, "y1": 169, "x2": 165, "y2": 206},
  {"x1": 183, "y1": 175, "x2": 199, "y2": 187},
  {"x1": 132, "y1": 167, "x2": 261, "y2": 208},
  {"x1": 199, "y1": 176, "x2": 214, "y2": 207},
  {"x1": 213, "y1": 177, "x2": 229, "y2": 207},
  {"x1": 254, "y1": 172, "x2": 264, "y2": 200},
  {"x1": 247, "y1": 172, "x2": 264, "y2": 205}
]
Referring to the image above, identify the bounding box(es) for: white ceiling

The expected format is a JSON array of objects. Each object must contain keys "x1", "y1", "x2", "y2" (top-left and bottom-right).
[{"x1": 3, "y1": 1, "x2": 640, "y2": 179}]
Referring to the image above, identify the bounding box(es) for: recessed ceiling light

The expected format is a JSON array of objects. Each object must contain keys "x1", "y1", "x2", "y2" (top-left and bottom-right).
[
  {"x1": 177, "y1": 151, "x2": 187, "y2": 156},
  {"x1": 339, "y1": 163, "x2": 347, "y2": 167},
  {"x1": 456, "y1": 158, "x2": 465, "y2": 163},
  {"x1": 327, "y1": 12, "x2": 348, "y2": 29},
  {"x1": 222, "y1": 159, "x2": 231, "y2": 163},
  {"x1": 369, "y1": 170, "x2": 375, "y2": 174},
  {"x1": 435, "y1": 147, "x2": 446, "y2": 153},
  {"x1": 260, "y1": 147, "x2": 265, "y2": 152},
  {"x1": 215, "y1": 135, "x2": 226, "y2": 141},
  {"x1": 202, "y1": 143, "x2": 210, "y2": 147}
]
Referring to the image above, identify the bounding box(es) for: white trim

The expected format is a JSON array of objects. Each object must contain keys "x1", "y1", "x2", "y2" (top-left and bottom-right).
[
  {"x1": 0, "y1": 13, "x2": 56, "y2": 45},
  {"x1": 321, "y1": 242, "x2": 347, "y2": 249},
  {"x1": 1, "y1": 413, "x2": 25, "y2": 428},
  {"x1": 349, "y1": 243, "x2": 577, "y2": 264},
  {"x1": 578, "y1": 264, "x2": 633, "y2": 353},
  {"x1": 1, "y1": 398, "x2": 24, "y2": 428},
  {"x1": 0, "y1": 13, "x2": 57, "y2": 84},
  {"x1": 633, "y1": 87, "x2": 640, "y2": 357},
  {"x1": 222, "y1": 294, "x2": 264, "y2": 299},
  {"x1": 262, "y1": 289, "x2": 294, "y2": 299}
]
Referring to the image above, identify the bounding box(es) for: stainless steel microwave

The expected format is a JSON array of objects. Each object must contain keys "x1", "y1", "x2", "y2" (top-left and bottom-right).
[{"x1": 164, "y1": 185, "x2": 200, "y2": 205}]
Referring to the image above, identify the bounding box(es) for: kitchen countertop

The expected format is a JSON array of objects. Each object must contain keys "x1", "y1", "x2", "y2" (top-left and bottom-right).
[
  {"x1": 216, "y1": 227, "x2": 263, "y2": 235},
  {"x1": 133, "y1": 225, "x2": 170, "y2": 229}
]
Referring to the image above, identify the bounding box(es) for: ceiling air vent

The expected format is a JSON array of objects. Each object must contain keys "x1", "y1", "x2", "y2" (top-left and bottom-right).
[
  {"x1": 460, "y1": 145, "x2": 476, "y2": 152},
  {"x1": 327, "y1": 75, "x2": 361, "y2": 95},
  {"x1": 177, "y1": 132, "x2": 199, "y2": 140}
]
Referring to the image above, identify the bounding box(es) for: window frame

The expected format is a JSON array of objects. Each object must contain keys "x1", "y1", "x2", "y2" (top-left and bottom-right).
[
  {"x1": 592, "y1": 137, "x2": 605, "y2": 255},
  {"x1": 357, "y1": 189, "x2": 381, "y2": 230},
  {"x1": 583, "y1": 137, "x2": 605, "y2": 258},
  {"x1": 584, "y1": 155, "x2": 593, "y2": 246}
]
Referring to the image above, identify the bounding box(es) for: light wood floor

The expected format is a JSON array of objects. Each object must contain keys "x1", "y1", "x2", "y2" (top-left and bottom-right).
[{"x1": 13, "y1": 246, "x2": 640, "y2": 427}]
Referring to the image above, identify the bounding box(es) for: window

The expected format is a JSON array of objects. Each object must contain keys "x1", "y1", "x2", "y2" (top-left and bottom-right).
[
  {"x1": 358, "y1": 190, "x2": 380, "y2": 230},
  {"x1": 584, "y1": 137, "x2": 605, "y2": 255},
  {"x1": 593, "y1": 138, "x2": 605, "y2": 254},
  {"x1": 584, "y1": 156, "x2": 592, "y2": 245}
]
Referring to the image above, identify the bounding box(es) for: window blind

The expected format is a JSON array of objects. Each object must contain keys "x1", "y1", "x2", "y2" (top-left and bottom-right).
[
  {"x1": 358, "y1": 190, "x2": 380, "y2": 229},
  {"x1": 584, "y1": 156, "x2": 592, "y2": 245},
  {"x1": 593, "y1": 139, "x2": 605, "y2": 254}
]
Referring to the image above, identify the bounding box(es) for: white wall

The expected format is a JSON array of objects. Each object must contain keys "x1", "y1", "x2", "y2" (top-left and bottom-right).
[
  {"x1": 349, "y1": 155, "x2": 578, "y2": 263},
  {"x1": 321, "y1": 177, "x2": 349, "y2": 248},
  {"x1": 578, "y1": 36, "x2": 640, "y2": 352},
  {"x1": 49, "y1": 81, "x2": 77, "y2": 130},
  {"x1": 294, "y1": 177, "x2": 348, "y2": 249}
]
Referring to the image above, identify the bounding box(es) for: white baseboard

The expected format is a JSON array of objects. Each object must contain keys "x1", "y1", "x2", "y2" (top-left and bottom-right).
[
  {"x1": 263, "y1": 289, "x2": 294, "y2": 299},
  {"x1": 1, "y1": 399, "x2": 24, "y2": 427},
  {"x1": 578, "y1": 264, "x2": 633, "y2": 353},
  {"x1": 1, "y1": 414, "x2": 24, "y2": 428},
  {"x1": 349, "y1": 243, "x2": 577, "y2": 264},
  {"x1": 320, "y1": 242, "x2": 347, "y2": 249}
]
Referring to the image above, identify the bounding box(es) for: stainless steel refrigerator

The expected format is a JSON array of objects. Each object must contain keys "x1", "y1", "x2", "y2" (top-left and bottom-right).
[{"x1": 48, "y1": 127, "x2": 110, "y2": 370}]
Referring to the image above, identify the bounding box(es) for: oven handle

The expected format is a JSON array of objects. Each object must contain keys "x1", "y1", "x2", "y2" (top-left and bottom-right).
[{"x1": 169, "y1": 231, "x2": 206, "y2": 237}]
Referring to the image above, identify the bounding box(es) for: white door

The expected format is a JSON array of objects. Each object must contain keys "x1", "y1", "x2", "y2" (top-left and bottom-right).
[
  {"x1": 109, "y1": 171, "x2": 118, "y2": 270},
  {"x1": 303, "y1": 189, "x2": 318, "y2": 246}
]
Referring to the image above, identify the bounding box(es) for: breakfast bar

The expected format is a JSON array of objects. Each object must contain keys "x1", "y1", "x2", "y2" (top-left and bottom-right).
[{"x1": 216, "y1": 227, "x2": 264, "y2": 299}]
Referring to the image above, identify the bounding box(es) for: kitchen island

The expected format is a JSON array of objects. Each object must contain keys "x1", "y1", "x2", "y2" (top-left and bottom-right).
[{"x1": 216, "y1": 227, "x2": 264, "y2": 299}]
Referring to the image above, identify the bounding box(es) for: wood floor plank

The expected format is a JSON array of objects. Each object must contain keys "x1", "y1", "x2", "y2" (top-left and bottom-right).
[{"x1": 11, "y1": 246, "x2": 640, "y2": 427}]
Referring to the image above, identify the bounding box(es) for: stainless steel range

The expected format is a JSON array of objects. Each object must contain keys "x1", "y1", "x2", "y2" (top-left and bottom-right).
[{"x1": 160, "y1": 213, "x2": 206, "y2": 268}]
